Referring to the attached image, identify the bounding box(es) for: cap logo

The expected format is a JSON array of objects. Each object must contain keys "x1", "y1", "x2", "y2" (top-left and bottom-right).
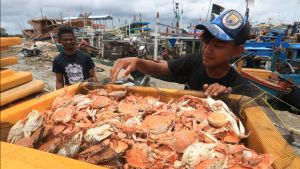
[{"x1": 222, "y1": 10, "x2": 243, "y2": 30}]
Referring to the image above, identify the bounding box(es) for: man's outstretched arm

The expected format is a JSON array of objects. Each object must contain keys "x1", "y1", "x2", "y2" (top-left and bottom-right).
[{"x1": 110, "y1": 57, "x2": 170, "y2": 82}]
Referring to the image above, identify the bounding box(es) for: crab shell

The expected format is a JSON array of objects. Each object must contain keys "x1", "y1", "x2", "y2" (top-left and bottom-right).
[
  {"x1": 84, "y1": 124, "x2": 113, "y2": 143},
  {"x1": 207, "y1": 112, "x2": 229, "y2": 128},
  {"x1": 176, "y1": 142, "x2": 218, "y2": 168},
  {"x1": 141, "y1": 115, "x2": 175, "y2": 135},
  {"x1": 125, "y1": 143, "x2": 155, "y2": 169},
  {"x1": 52, "y1": 107, "x2": 74, "y2": 123},
  {"x1": 203, "y1": 97, "x2": 245, "y2": 137},
  {"x1": 57, "y1": 131, "x2": 83, "y2": 158},
  {"x1": 7, "y1": 120, "x2": 25, "y2": 143},
  {"x1": 8, "y1": 110, "x2": 44, "y2": 143},
  {"x1": 23, "y1": 110, "x2": 45, "y2": 138},
  {"x1": 71, "y1": 95, "x2": 91, "y2": 105},
  {"x1": 125, "y1": 114, "x2": 143, "y2": 127}
]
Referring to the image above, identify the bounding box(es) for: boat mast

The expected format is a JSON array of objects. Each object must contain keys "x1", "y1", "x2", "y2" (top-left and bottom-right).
[
  {"x1": 205, "y1": 0, "x2": 213, "y2": 22},
  {"x1": 154, "y1": 12, "x2": 159, "y2": 61}
]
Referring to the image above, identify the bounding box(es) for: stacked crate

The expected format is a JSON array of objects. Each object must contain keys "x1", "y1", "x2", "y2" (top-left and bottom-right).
[{"x1": 0, "y1": 37, "x2": 45, "y2": 107}]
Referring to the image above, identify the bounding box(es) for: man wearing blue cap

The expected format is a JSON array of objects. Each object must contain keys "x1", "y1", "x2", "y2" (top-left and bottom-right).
[{"x1": 110, "y1": 10, "x2": 250, "y2": 96}]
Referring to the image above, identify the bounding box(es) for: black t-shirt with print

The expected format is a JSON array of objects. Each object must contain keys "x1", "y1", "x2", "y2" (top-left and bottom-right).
[
  {"x1": 167, "y1": 53, "x2": 255, "y2": 96},
  {"x1": 52, "y1": 51, "x2": 95, "y2": 85}
]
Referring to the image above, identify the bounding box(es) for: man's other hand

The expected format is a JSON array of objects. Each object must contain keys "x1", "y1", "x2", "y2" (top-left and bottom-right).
[{"x1": 203, "y1": 83, "x2": 232, "y2": 97}]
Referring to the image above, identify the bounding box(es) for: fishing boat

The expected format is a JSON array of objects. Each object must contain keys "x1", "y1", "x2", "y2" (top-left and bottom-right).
[
  {"x1": 236, "y1": 35, "x2": 300, "y2": 110},
  {"x1": 240, "y1": 68, "x2": 293, "y2": 96}
]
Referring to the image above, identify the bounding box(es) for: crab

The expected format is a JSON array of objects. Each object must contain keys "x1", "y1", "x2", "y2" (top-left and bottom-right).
[
  {"x1": 7, "y1": 120, "x2": 25, "y2": 143},
  {"x1": 176, "y1": 95, "x2": 210, "y2": 113},
  {"x1": 23, "y1": 110, "x2": 45, "y2": 138},
  {"x1": 203, "y1": 97, "x2": 247, "y2": 138},
  {"x1": 95, "y1": 111, "x2": 118, "y2": 124},
  {"x1": 71, "y1": 94, "x2": 91, "y2": 105},
  {"x1": 152, "y1": 145, "x2": 178, "y2": 166},
  {"x1": 174, "y1": 131, "x2": 219, "y2": 168},
  {"x1": 124, "y1": 113, "x2": 143, "y2": 128},
  {"x1": 124, "y1": 143, "x2": 156, "y2": 169},
  {"x1": 77, "y1": 141, "x2": 110, "y2": 159},
  {"x1": 254, "y1": 153, "x2": 273, "y2": 169},
  {"x1": 117, "y1": 99, "x2": 140, "y2": 115},
  {"x1": 195, "y1": 157, "x2": 228, "y2": 169},
  {"x1": 107, "y1": 88, "x2": 128, "y2": 99},
  {"x1": 140, "y1": 115, "x2": 175, "y2": 135},
  {"x1": 51, "y1": 89, "x2": 74, "y2": 109},
  {"x1": 84, "y1": 124, "x2": 113, "y2": 143},
  {"x1": 39, "y1": 137, "x2": 63, "y2": 153},
  {"x1": 57, "y1": 131, "x2": 83, "y2": 158},
  {"x1": 109, "y1": 140, "x2": 129, "y2": 154},
  {"x1": 87, "y1": 108, "x2": 97, "y2": 122},
  {"x1": 90, "y1": 95, "x2": 112, "y2": 109},
  {"x1": 14, "y1": 127, "x2": 47, "y2": 148},
  {"x1": 51, "y1": 106, "x2": 74, "y2": 123},
  {"x1": 149, "y1": 130, "x2": 199, "y2": 153},
  {"x1": 7, "y1": 110, "x2": 44, "y2": 143}
]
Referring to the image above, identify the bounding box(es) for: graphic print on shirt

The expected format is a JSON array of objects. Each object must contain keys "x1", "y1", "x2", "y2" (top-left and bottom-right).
[{"x1": 65, "y1": 63, "x2": 84, "y2": 84}]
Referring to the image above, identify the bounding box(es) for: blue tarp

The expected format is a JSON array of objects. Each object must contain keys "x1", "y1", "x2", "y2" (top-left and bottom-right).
[{"x1": 168, "y1": 38, "x2": 177, "y2": 48}]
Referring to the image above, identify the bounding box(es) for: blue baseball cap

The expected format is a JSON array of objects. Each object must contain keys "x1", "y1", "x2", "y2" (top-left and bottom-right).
[{"x1": 196, "y1": 9, "x2": 250, "y2": 44}]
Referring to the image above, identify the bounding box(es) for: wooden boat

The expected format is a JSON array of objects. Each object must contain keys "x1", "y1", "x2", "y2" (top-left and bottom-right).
[
  {"x1": 22, "y1": 18, "x2": 92, "y2": 41},
  {"x1": 240, "y1": 68, "x2": 292, "y2": 97},
  {"x1": 1, "y1": 84, "x2": 299, "y2": 169}
]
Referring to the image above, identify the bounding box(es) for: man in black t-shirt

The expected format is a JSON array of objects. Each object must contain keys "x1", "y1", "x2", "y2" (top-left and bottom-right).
[
  {"x1": 52, "y1": 27, "x2": 97, "y2": 89},
  {"x1": 110, "y1": 10, "x2": 251, "y2": 96}
]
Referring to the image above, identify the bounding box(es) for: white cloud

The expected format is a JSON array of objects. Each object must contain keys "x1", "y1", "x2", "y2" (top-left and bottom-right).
[{"x1": 1, "y1": 0, "x2": 300, "y2": 34}]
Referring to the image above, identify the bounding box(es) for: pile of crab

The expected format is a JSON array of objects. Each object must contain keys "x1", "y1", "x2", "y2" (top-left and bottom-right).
[{"x1": 7, "y1": 88, "x2": 273, "y2": 169}]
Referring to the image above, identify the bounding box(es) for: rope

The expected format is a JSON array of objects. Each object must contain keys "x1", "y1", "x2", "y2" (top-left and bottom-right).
[{"x1": 238, "y1": 82, "x2": 300, "y2": 138}]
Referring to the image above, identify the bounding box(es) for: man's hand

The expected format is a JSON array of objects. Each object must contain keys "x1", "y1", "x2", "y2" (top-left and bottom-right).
[
  {"x1": 110, "y1": 57, "x2": 139, "y2": 82},
  {"x1": 203, "y1": 83, "x2": 232, "y2": 96}
]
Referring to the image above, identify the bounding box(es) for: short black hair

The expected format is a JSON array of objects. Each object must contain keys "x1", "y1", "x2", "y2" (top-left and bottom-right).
[
  {"x1": 202, "y1": 30, "x2": 214, "y2": 45},
  {"x1": 58, "y1": 26, "x2": 75, "y2": 39},
  {"x1": 235, "y1": 21, "x2": 250, "y2": 45}
]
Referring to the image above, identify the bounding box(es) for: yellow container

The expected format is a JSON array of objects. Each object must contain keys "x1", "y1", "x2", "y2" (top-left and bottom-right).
[{"x1": 1, "y1": 84, "x2": 300, "y2": 169}]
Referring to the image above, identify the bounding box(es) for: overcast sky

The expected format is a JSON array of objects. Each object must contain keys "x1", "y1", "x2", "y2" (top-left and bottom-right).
[{"x1": 1, "y1": 0, "x2": 300, "y2": 34}]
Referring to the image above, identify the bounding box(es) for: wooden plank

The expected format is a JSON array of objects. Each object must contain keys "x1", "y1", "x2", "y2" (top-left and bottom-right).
[
  {"x1": 0, "y1": 71, "x2": 32, "y2": 92},
  {"x1": 0, "y1": 46, "x2": 10, "y2": 52},
  {"x1": 0, "y1": 37, "x2": 22, "y2": 47},
  {"x1": 1, "y1": 142, "x2": 106, "y2": 169},
  {"x1": 243, "y1": 106, "x2": 300, "y2": 169},
  {"x1": 0, "y1": 69, "x2": 15, "y2": 77},
  {"x1": 0, "y1": 80, "x2": 45, "y2": 106},
  {"x1": 0, "y1": 56, "x2": 18, "y2": 67},
  {"x1": 0, "y1": 84, "x2": 79, "y2": 123}
]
